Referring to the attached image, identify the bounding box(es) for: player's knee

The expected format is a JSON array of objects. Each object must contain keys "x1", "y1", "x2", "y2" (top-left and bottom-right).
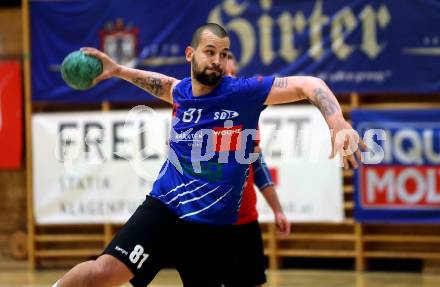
[
  {"x1": 77, "y1": 262, "x2": 106, "y2": 286},
  {"x1": 92, "y1": 261, "x2": 112, "y2": 282},
  {"x1": 84, "y1": 256, "x2": 128, "y2": 286}
]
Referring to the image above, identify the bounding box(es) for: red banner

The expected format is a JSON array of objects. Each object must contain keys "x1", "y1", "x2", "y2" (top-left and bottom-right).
[
  {"x1": 361, "y1": 166, "x2": 440, "y2": 208},
  {"x1": 0, "y1": 61, "x2": 22, "y2": 169}
]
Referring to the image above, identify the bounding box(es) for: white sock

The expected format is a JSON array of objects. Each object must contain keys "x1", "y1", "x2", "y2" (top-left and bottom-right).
[{"x1": 52, "y1": 280, "x2": 60, "y2": 287}]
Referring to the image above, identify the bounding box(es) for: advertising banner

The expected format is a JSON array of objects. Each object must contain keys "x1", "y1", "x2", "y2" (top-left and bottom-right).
[
  {"x1": 31, "y1": 0, "x2": 440, "y2": 103},
  {"x1": 0, "y1": 61, "x2": 22, "y2": 169},
  {"x1": 33, "y1": 106, "x2": 343, "y2": 224},
  {"x1": 352, "y1": 109, "x2": 440, "y2": 223}
]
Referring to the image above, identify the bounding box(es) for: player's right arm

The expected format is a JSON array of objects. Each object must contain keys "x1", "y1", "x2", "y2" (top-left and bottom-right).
[{"x1": 81, "y1": 47, "x2": 179, "y2": 104}]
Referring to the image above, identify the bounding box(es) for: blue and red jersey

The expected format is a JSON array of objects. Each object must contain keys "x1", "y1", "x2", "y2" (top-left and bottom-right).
[{"x1": 149, "y1": 76, "x2": 274, "y2": 225}]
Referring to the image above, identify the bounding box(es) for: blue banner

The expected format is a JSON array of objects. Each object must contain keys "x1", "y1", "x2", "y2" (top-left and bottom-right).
[
  {"x1": 31, "y1": 0, "x2": 440, "y2": 103},
  {"x1": 352, "y1": 109, "x2": 440, "y2": 223}
]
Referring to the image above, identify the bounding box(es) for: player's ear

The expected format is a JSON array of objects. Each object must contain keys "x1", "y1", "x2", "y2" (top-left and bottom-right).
[{"x1": 185, "y1": 46, "x2": 193, "y2": 63}]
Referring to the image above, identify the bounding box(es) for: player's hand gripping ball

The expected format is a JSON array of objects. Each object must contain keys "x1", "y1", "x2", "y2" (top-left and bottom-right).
[{"x1": 61, "y1": 50, "x2": 103, "y2": 90}]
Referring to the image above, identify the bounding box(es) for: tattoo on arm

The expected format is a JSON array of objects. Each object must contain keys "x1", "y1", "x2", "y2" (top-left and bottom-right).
[
  {"x1": 273, "y1": 77, "x2": 288, "y2": 88},
  {"x1": 132, "y1": 76, "x2": 172, "y2": 97},
  {"x1": 310, "y1": 88, "x2": 339, "y2": 117}
]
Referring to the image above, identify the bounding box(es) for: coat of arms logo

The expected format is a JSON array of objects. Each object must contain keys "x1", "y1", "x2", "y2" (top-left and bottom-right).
[{"x1": 100, "y1": 19, "x2": 139, "y2": 67}]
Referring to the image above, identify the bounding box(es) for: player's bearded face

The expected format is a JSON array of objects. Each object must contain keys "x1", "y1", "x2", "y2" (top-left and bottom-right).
[{"x1": 192, "y1": 56, "x2": 224, "y2": 86}]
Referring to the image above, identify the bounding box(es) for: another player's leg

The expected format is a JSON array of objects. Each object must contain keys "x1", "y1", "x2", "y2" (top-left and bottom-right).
[
  {"x1": 232, "y1": 221, "x2": 267, "y2": 287},
  {"x1": 175, "y1": 220, "x2": 237, "y2": 287}
]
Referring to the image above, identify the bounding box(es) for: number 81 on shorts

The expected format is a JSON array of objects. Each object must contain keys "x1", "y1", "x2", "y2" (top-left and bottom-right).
[{"x1": 129, "y1": 244, "x2": 149, "y2": 269}]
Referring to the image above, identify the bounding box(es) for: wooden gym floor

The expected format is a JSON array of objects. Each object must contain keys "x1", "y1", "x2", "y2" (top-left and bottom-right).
[{"x1": 1, "y1": 269, "x2": 440, "y2": 287}]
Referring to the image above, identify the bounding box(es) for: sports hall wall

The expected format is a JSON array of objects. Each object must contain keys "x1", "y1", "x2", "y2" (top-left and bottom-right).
[
  {"x1": 0, "y1": 6, "x2": 26, "y2": 262},
  {"x1": 1, "y1": 1, "x2": 440, "y2": 272}
]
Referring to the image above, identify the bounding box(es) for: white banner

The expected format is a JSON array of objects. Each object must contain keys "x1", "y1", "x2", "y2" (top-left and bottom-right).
[
  {"x1": 32, "y1": 106, "x2": 343, "y2": 224},
  {"x1": 32, "y1": 108, "x2": 171, "y2": 224},
  {"x1": 257, "y1": 106, "x2": 343, "y2": 222}
]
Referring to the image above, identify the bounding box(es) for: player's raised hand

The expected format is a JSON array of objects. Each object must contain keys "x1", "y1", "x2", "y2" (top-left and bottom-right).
[
  {"x1": 328, "y1": 119, "x2": 367, "y2": 170},
  {"x1": 80, "y1": 47, "x2": 121, "y2": 85}
]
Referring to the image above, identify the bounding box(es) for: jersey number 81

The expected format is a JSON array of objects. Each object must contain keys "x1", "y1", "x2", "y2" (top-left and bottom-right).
[{"x1": 182, "y1": 108, "x2": 203, "y2": 123}]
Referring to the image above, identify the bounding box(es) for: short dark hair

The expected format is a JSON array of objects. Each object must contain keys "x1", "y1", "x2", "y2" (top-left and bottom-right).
[{"x1": 191, "y1": 23, "x2": 229, "y2": 48}]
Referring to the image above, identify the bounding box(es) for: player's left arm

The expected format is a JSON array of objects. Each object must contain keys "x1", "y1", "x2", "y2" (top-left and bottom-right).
[
  {"x1": 253, "y1": 152, "x2": 290, "y2": 235},
  {"x1": 264, "y1": 76, "x2": 366, "y2": 169}
]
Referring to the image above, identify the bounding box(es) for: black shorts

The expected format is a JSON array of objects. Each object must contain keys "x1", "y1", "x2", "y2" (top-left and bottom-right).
[
  {"x1": 103, "y1": 196, "x2": 237, "y2": 287},
  {"x1": 231, "y1": 221, "x2": 267, "y2": 286}
]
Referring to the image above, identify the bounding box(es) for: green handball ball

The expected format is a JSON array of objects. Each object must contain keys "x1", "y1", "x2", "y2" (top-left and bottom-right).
[{"x1": 61, "y1": 50, "x2": 103, "y2": 90}]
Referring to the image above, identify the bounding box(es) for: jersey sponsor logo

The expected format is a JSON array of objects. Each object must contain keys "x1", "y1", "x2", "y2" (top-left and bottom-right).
[
  {"x1": 173, "y1": 132, "x2": 203, "y2": 142},
  {"x1": 212, "y1": 125, "x2": 242, "y2": 152},
  {"x1": 213, "y1": 109, "x2": 239, "y2": 120}
]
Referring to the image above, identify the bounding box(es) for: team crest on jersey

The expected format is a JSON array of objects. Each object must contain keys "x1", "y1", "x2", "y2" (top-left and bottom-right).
[
  {"x1": 212, "y1": 125, "x2": 242, "y2": 152},
  {"x1": 99, "y1": 18, "x2": 139, "y2": 67},
  {"x1": 213, "y1": 109, "x2": 239, "y2": 120}
]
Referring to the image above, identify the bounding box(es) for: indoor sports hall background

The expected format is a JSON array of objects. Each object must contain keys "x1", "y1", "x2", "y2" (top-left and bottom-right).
[{"x1": 1, "y1": 0, "x2": 440, "y2": 286}]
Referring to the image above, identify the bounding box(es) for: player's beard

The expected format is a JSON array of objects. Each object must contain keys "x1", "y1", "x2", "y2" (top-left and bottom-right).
[{"x1": 192, "y1": 57, "x2": 224, "y2": 86}]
